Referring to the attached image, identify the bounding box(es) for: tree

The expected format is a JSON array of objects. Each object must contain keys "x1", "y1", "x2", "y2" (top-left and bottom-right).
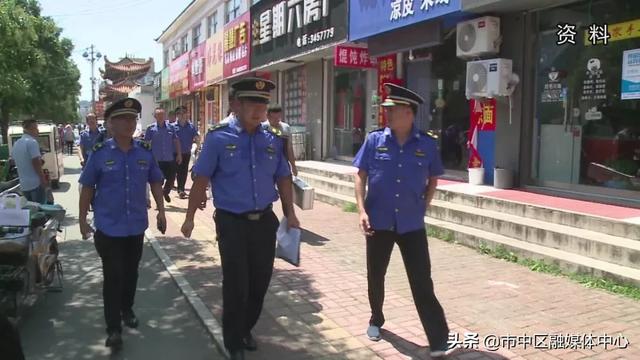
[{"x1": 0, "y1": 0, "x2": 80, "y2": 142}]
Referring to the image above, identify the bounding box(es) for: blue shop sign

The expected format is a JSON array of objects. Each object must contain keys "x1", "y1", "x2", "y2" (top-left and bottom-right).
[{"x1": 349, "y1": 0, "x2": 461, "y2": 41}]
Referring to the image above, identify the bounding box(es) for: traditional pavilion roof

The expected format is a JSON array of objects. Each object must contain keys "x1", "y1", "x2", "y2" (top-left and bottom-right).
[
  {"x1": 100, "y1": 55, "x2": 154, "y2": 83},
  {"x1": 99, "y1": 78, "x2": 141, "y2": 103}
]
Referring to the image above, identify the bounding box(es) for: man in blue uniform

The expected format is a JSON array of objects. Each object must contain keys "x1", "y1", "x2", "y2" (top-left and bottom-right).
[
  {"x1": 78, "y1": 112, "x2": 105, "y2": 168},
  {"x1": 174, "y1": 105, "x2": 200, "y2": 199},
  {"x1": 353, "y1": 83, "x2": 452, "y2": 358},
  {"x1": 79, "y1": 98, "x2": 167, "y2": 349},
  {"x1": 144, "y1": 107, "x2": 182, "y2": 203},
  {"x1": 181, "y1": 78, "x2": 300, "y2": 360}
]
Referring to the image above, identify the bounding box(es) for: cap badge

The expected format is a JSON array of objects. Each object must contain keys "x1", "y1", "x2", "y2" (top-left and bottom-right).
[
  {"x1": 124, "y1": 100, "x2": 133, "y2": 108},
  {"x1": 256, "y1": 81, "x2": 265, "y2": 90}
]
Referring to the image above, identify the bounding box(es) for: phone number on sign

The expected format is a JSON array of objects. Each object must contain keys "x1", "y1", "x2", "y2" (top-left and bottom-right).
[{"x1": 297, "y1": 27, "x2": 335, "y2": 48}]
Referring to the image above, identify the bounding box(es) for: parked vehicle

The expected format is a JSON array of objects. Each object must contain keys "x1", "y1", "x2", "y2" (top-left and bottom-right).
[{"x1": 7, "y1": 124, "x2": 64, "y2": 189}]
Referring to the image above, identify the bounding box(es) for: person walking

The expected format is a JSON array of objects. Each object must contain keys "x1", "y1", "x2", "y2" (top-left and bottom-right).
[
  {"x1": 173, "y1": 106, "x2": 200, "y2": 199},
  {"x1": 78, "y1": 98, "x2": 167, "y2": 349},
  {"x1": 144, "y1": 108, "x2": 182, "y2": 203},
  {"x1": 11, "y1": 119, "x2": 48, "y2": 203},
  {"x1": 263, "y1": 104, "x2": 297, "y2": 177},
  {"x1": 352, "y1": 83, "x2": 452, "y2": 358},
  {"x1": 181, "y1": 78, "x2": 300, "y2": 360},
  {"x1": 79, "y1": 113, "x2": 106, "y2": 168},
  {"x1": 63, "y1": 124, "x2": 75, "y2": 155}
]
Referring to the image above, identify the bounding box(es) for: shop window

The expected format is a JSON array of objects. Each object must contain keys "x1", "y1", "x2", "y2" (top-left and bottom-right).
[
  {"x1": 333, "y1": 68, "x2": 367, "y2": 158},
  {"x1": 284, "y1": 67, "x2": 307, "y2": 126},
  {"x1": 534, "y1": 0, "x2": 640, "y2": 192}
]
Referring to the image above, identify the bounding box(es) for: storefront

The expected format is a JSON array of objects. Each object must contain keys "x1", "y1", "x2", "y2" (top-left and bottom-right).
[
  {"x1": 189, "y1": 42, "x2": 206, "y2": 131},
  {"x1": 205, "y1": 30, "x2": 224, "y2": 126},
  {"x1": 526, "y1": 0, "x2": 640, "y2": 201},
  {"x1": 250, "y1": 0, "x2": 348, "y2": 160},
  {"x1": 349, "y1": 0, "x2": 470, "y2": 174}
]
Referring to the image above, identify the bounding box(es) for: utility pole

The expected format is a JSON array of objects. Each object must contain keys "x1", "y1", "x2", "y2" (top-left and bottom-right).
[{"x1": 83, "y1": 45, "x2": 102, "y2": 113}]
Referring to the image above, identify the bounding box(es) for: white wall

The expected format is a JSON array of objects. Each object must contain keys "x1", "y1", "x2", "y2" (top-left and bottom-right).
[{"x1": 129, "y1": 87, "x2": 157, "y2": 133}]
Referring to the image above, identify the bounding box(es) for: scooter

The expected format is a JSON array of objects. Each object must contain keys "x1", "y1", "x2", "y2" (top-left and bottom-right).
[{"x1": 0, "y1": 182, "x2": 65, "y2": 318}]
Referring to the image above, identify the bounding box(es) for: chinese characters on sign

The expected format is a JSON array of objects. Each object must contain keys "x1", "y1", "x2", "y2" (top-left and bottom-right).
[
  {"x1": 390, "y1": 0, "x2": 449, "y2": 21},
  {"x1": 205, "y1": 32, "x2": 224, "y2": 85},
  {"x1": 556, "y1": 23, "x2": 577, "y2": 45},
  {"x1": 555, "y1": 18, "x2": 640, "y2": 46},
  {"x1": 334, "y1": 46, "x2": 376, "y2": 68},
  {"x1": 377, "y1": 55, "x2": 400, "y2": 127},
  {"x1": 541, "y1": 69, "x2": 566, "y2": 103},
  {"x1": 581, "y1": 58, "x2": 606, "y2": 101},
  {"x1": 253, "y1": 0, "x2": 332, "y2": 48},
  {"x1": 189, "y1": 43, "x2": 206, "y2": 92},
  {"x1": 223, "y1": 12, "x2": 251, "y2": 78},
  {"x1": 251, "y1": 0, "x2": 347, "y2": 68},
  {"x1": 170, "y1": 52, "x2": 190, "y2": 98}
]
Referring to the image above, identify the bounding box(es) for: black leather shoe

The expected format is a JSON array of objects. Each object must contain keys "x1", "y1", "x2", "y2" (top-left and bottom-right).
[
  {"x1": 122, "y1": 310, "x2": 139, "y2": 329},
  {"x1": 229, "y1": 349, "x2": 245, "y2": 360},
  {"x1": 105, "y1": 331, "x2": 123, "y2": 348},
  {"x1": 164, "y1": 193, "x2": 171, "y2": 203},
  {"x1": 243, "y1": 333, "x2": 257, "y2": 351}
]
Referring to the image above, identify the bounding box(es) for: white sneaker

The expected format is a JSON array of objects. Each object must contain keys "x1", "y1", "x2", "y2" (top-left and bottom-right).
[{"x1": 366, "y1": 325, "x2": 381, "y2": 341}]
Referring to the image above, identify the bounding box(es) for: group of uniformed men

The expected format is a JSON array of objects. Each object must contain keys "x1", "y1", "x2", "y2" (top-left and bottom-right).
[{"x1": 76, "y1": 78, "x2": 453, "y2": 359}]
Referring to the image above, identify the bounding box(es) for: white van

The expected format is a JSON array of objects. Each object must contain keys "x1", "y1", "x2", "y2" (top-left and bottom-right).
[{"x1": 8, "y1": 124, "x2": 65, "y2": 189}]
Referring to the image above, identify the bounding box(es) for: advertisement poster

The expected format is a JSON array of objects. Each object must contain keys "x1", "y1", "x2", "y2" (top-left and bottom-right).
[
  {"x1": 622, "y1": 48, "x2": 640, "y2": 100},
  {"x1": 189, "y1": 43, "x2": 206, "y2": 92},
  {"x1": 170, "y1": 52, "x2": 189, "y2": 98},
  {"x1": 377, "y1": 55, "x2": 402, "y2": 127},
  {"x1": 206, "y1": 32, "x2": 224, "y2": 85},
  {"x1": 223, "y1": 11, "x2": 251, "y2": 78},
  {"x1": 160, "y1": 67, "x2": 170, "y2": 101}
]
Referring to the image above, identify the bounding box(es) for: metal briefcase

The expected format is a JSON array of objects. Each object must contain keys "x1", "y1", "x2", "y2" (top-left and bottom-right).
[{"x1": 292, "y1": 177, "x2": 314, "y2": 210}]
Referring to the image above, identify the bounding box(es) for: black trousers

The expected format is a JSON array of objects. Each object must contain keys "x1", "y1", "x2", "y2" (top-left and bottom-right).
[
  {"x1": 65, "y1": 141, "x2": 74, "y2": 155},
  {"x1": 94, "y1": 230, "x2": 144, "y2": 333},
  {"x1": 367, "y1": 229, "x2": 449, "y2": 349},
  {"x1": 175, "y1": 152, "x2": 191, "y2": 192},
  {"x1": 157, "y1": 160, "x2": 177, "y2": 196},
  {"x1": 214, "y1": 208, "x2": 279, "y2": 352},
  {"x1": 0, "y1": 314, "x2": 25, "y2": 360}
]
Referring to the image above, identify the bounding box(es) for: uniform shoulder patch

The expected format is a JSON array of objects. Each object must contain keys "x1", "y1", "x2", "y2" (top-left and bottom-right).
[
  {"x1": 92, "y1": 142, "x2": 105, "y2": 152},
  {"x1": 420, "y1": 130, "x2": 438, "y2": 140},
  {"x1": 267, "y1": 126, "x2": 283, "y2": 137},
  {"x1": 146, "y1": 123, "x2": 155, "y2": 129},
  {"x1": 369, "y1": 127, "x2": 385, "y2": 133},
  {"x1": 207, "y1": 123, "x2": 229, "y2": 133},
  {"x1": 137, "y1": 140, "x2": 152, "y2": 150}
]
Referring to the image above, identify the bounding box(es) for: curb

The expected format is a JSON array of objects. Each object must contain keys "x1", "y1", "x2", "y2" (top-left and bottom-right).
[{"x1": 145, "y1": 230, "x2": 229, "y2": 359}]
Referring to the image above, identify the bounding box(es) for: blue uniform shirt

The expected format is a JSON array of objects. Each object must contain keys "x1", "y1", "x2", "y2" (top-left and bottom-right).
[
  {"x1": 79, "y1": 139, "x2": 164, "y2": 237},
  {"x1": 79, "y1": 128, "x2": 104, "y2": 161},
  {"x1": 144, "y1": 121, "x2": 178, "y2": 162},
  {"x1": 192, "y1": 117, "x2": 291, "y2": 214},
  {"x1": 353, "y1": 126, "x2": 444, "y2": 234},
  {"x1": 175, "y1": 121, "x2": 199, "y2": 154}
]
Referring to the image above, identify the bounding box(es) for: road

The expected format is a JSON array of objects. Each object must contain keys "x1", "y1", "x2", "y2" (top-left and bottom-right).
[{"x1": 17, "y1": 155, "x2": 221, "y2": 360}]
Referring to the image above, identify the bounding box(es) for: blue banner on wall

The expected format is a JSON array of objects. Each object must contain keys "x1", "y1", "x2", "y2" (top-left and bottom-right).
[
  {"x1": 477, "y1": 130, "x2": 495, "y2": 185},
  {"x1": 349, "y1": 0, "x2": 461, "y2": 41}
]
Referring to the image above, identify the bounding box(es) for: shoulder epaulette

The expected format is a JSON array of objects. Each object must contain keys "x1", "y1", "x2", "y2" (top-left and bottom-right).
[
  {"x1": 208, "y1": 123, "x2": 229, "y2": 133},
  {"x1": 267, "y1": 126, "x2": 283, "y2": 137},
  {"x1": 137, "y1": 140, "x2": 152, "y2": 150},
  {"x1": 420, "y1": 130, "x2": 438, "y2": 140},
  {"x1": 92, "y1": 142, "x2": 105, "y2": 152},
  {"x1": 146, "y1": 123, "x2": 155, "y2": 129},
  {"x1": 369, "y1": 128, "x2": 385, "y2": 133}
]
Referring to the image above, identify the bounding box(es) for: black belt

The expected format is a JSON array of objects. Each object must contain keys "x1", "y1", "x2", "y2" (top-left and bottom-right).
[{"x1": 217, "y1": 205, "x2": 272, "y2": 221}]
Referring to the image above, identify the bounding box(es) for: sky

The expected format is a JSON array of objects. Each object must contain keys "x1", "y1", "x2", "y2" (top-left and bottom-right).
[{"x1": 39, "y1": 0, "x2": 193, "y2": 102}]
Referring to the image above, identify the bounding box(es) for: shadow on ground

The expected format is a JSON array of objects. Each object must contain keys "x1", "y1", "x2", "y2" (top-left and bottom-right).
[
  {"x1": 18, "y1": 239, "x2": 218, "y2": 360},
  {"x1": 53, "y1": 182, "x2": 72, "y2": 193}
]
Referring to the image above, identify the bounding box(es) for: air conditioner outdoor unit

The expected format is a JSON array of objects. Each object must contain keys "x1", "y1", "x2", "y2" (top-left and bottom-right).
[
  {"x1": 456, "y1": 16, "x2": 501, "y2": 59},
  {"x1": 465, "y1": 58, "x2": 512, "y2": 99}
]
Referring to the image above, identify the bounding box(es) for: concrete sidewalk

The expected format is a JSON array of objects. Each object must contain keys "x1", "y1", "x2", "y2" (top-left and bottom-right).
[
  {"x1": 17, "y1": 156, "x2": 220, "y2": 360},
  {"x1": 149, "y1": 186, "x2": 640, "y2": 360}
]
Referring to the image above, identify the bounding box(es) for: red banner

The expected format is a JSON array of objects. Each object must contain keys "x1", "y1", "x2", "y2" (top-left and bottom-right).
[
  {"x1": 189, "y1": 43, "x2": 206, "y2": 92},
  {"x1": 223, "y1": 11, "x2": 251, "y2": 78},
  {"x1": 377, "y1": 55, "x2": 401, "y2": 127},
  {"x1": 334, "y1": 45, "x2": 376, "y2": 69},
  {"x1": 467, "y1": 98, "x2": 497, "y2": 168}
]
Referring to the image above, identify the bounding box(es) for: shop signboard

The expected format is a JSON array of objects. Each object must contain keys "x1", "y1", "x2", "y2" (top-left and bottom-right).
[
  {"x1": 170, "y1": 52, "x2": 189, "y2": 98},
  {"x1": 622, "y1": 48, "x2": 640, "y2": 100},
  {"x1": 189, "y1": 43, "x2": 206, "y2": 92},
  {"x1": 206, "y1": 31, "x2": 224, "y2": 85},
  {"x1": 377, "y1": 55, "x2": 402, "y2": 127},
  {"x1": 349, "y1": 0, "x2": 460, "y2": 41},
  {"x1": 334, "y1": 45, "x2": 376, "y2": 68},
  {"x1": 251, "y1": 0, "x2": 348, "y2": 68},
  {"x1": 223, "y1": 11, "x2": 251, "y2": 78}
]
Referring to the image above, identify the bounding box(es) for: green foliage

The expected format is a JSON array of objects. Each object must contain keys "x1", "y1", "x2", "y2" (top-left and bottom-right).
[
  {"x1": 342, "y1": 202, "x2": 358, "y2": 213},
  {"x1": 0, "y1": 0, "x2": 80, "y2": 141}
]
